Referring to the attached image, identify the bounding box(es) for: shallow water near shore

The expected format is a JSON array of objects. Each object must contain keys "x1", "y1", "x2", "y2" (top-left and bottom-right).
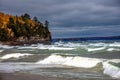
[{"x1": 0, "y1": 40, "x2": 120, "y2": 80}]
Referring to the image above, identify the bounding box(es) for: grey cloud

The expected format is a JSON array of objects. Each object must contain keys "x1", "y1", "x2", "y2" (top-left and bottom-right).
[
  {"x1": 0, "y1": 0, "x2": 120, "y2": 38},
  {"x1": 51, "y1": 25, "x2": 120, "y2": 38}
]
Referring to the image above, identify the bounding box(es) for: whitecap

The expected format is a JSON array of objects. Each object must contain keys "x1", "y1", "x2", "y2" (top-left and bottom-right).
[
  {"x1": 0, "y1": 50, "x2": 4, "y2": 52},
  {"x1": 107, "y1": 48, "x2": 120, "y2": 51},
  {"x1": 36, "y1": 54, "x2": 102, "y2": 68},
  {"x1": 87, "y1": 47, "x2": 106, "y2": 52},
  {"x1": 0, "y1": 53, "x2": 33, "y2": 59},
  {"x1": 18, "y1": 44, "x2": 75, "y2": 50},
  {"x1": 47, "y1": 46, "x2": 75, "y2": 50},
  {"x1": 109, "y1": 42, "x2": 120, "y2": 47},
  {"x1": 103, "y1": 61, "x2": 120, "y2": 79},
  {"x1": 18, "y1": 46, "x2": 37, "y2": 49},
  {"x1": 37, "y1": 44, "x2": 75, "y2": 50},
  {"x1": 89, "y1": 43, "x2": 106, "y2": 47},
  {"x1": 0, "y1": 44, "x2": 14, "y2": 49}
]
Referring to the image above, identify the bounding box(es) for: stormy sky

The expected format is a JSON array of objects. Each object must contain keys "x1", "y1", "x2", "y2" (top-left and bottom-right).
[{"x1": 0, "y1": 0, "x2": 120, "y2": 38}]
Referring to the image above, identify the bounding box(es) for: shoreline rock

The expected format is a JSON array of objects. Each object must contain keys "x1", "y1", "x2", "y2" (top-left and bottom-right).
[
  {"x1": 0, "y1": 12, "x2": 52, "y2": 46},
  {"x1": 1, "y1": 41, "x2": 51, "y2": 46},
  {"x1": 1, "y1": 36, "x2": 51, "y2": 46},
  {"x1": 1, "y1": 40, "x2": 51, "y2": 46}
]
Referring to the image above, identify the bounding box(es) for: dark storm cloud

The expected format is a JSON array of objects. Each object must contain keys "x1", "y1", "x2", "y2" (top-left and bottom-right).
[{"x1": 0, "y1": 0, "x2": 120, "y2": 38}]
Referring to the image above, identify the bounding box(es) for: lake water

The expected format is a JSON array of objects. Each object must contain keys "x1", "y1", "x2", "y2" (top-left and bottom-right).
[{"x1": 0, "y1": 40, "x2": 120, "y2": 80}]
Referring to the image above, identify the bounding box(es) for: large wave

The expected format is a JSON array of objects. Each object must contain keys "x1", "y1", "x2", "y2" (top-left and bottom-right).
[
  {"x1": 0, "y1": 54, "x2": 120, "y2": 79},
  {"x1": 0, "y1": 41, "x2": 120, "y2": 79},
  {"x1": 36, "y1": 54, "x2": 102, "y2": 68},
  {"x1": 37, "y1": 54, "x2": 120, "y2": 79}
]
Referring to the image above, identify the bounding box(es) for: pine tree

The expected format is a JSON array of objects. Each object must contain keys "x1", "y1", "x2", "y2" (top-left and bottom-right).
[{"x1": 45, "y1": 20, "x2": 49, "y2": 28}]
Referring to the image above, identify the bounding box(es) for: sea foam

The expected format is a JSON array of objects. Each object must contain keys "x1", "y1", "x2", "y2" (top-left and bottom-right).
[
  {"x1": 0, "y1": 44, "x2": 14, "y2": 49},
  {"x1": 0, "y1": 53, "x2": 33, "y2": 59},
  {"x1": 36, "y1": 54, "x2": 102, "y2": 68},
  {"x1": 36, "y1": 54, "x2": 120, "y2": 79},
  {"x1": 0, "y1": 63, "x2": 68, "y2": 73},
  {"x1": 0, "y1": 50, "x2": 4, "y2": 52},
  {"x1": 18, "y1": 44, "x2": 75, "y2": 50},
  {"x1": 87, "y1": 47, "x2": 106, "y2": 52},
  {"x1": 103, "y1": 62, "x2": 120, "y2": 79},
  {"x1": 107, "y1": 48, "x2": 120, "y2": 51}
]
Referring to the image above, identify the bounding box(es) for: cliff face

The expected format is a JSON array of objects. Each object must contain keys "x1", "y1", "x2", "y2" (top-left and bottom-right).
[{"x1": 0, "y1": 12, "x2": 51, "y2": 45}]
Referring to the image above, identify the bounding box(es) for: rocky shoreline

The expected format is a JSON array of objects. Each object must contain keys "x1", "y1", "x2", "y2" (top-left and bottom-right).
[
  {"x1": 0, "y1": 12, "x2": 52, "y2": 46},
  {"x1": 1, "y1": 40, "x2": 51, "y2": 46},
  {"x1": 1, "y1": 36, "x2": 51, "y2": 46}
]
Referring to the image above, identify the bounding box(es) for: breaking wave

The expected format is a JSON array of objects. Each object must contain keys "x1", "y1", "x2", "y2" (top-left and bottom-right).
[
  {"x1": 1, "y1": 41, "x2": 120, "y2": 52},
  {"x1": 18, "y1": 44, "x2": 75, "y2": 50},
  {"x1": 103, "y1": 61, "x2": 120, "y2": 79},
  {"x1": 0, "y1": 41, "x2": 120, "y2": 79},
  {"x1": 0, "y1": 53, "x2": 120, "y2": 79},
  {"x1": 36, "y1": 54, "x2": 102, "y2": 68},
  {"x1": 87, "y1": 47, "x2": 106, "y2": 52},
  {"x1": 0, "y1": 50, "x2": 4, "y2": 53},
  {"x1": 0, "y1": 44, "x2": 14, "y2": 49},
  {"x1": 0, "y1": 53, "x2": 33, "y2": 60},
  {"x1": 36, "y1": 54, "x2": 120, "y2": 79}
]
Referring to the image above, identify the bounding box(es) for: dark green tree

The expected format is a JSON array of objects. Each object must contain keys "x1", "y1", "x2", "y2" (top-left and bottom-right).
[
  {"x1": 21, "y1": 13, "x2": 31, "y2": 21},
  {"x1": 45, "y1": 20, "x2": 49, "y2": 28},
  {"x1": 24, "y1": 13, "x2": 30, "y2": 19},
  {"x1": 0, "y1": 12, "x2": 51, "y2": 42},
  {"x1": 33, "y1": 16, "x2": 38, "y2": 22},
  {"x1": 7, "y1": 17, "x2": 14, "y2": 29},
  {"x1": 0, "y1": 28, "x2": 9, "y2": 41}
]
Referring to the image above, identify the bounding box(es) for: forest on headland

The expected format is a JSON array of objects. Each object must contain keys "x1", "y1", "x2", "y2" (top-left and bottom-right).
[{"x1": 0, "y1": 12, "x2": 51, "y2": 45}]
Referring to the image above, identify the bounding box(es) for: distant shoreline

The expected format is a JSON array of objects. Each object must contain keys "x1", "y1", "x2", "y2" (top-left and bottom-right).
[
  {"x1": 1, "y1": 36, "x2": 120, "y2": 46},
  {"x1": 52, "y1": 36, "x2": 120, "y2": 42},
  {"x1": 1, "y1": 40, "x2": 51, "y2": 46}
]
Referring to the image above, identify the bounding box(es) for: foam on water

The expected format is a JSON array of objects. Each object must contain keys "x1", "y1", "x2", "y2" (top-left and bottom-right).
[
  {"x1": 87, "y1": 47, "x2": 106, "y2": 52},
  {"x1": 0, "y1": 44, "x2": 14, "y2": 49},
  {"x1": 0, "y1": 53, "x2": 120, "y2": 79},
  {"x1": 109, "y1": 42, "x2": 120, "y2": 47},
  {"x1": 0, "y1": 63, "x2": 69, "y2": 73},
  {"x1": 0, "y1": 63, "x2": 33, "y2": 73},
  {"x1": 47, "y1": 46, "x2": 75, "y2": 50},
  {"x1": 16, "y1": 41, "x2": 120, "y2": 52},
  {"x1": 103, "y1": 61, "x2": 120, "y2": 79},
  {"x1": 18, "y1": 44, "x2": 75, "y2": 50},
  {"x1": 36, "y1": 54, "x2": 120, "y2": 79},
  {"x1": 37, "y1": 45, "x2": 75, "y2": 50},
  {"x1": 0, "y1": 41, "x2": 120, "y2": 79},
  {"x1": 0, "y1": 50, "x2": 4, "y2": 52},
  {"x1": 107, "y1": 48, "x2": 120, "y2": 51},
  {"x1": 36, "y1": 54, "x2": 102, "y2": 68},
  {"x1": 0, "y1": 53, "x2": 33, "y2": 59},
  {"x1": 54, "y1": 41, "x2": 120, "y2": 52}
]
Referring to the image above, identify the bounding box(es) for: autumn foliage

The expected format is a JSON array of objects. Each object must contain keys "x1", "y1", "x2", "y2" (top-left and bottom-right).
[{"x1": 0, "y1": 12, "x2": 51, "y2": 42}]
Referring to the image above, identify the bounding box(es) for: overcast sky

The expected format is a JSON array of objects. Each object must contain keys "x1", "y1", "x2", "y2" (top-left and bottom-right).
[{"x1": 0, "y1": 0, "x2": 120, "y2": 38}]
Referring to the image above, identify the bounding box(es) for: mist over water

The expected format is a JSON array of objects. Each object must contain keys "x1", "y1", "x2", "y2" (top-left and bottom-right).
[{"x1": 0, "y1": 40, "x2": 120, "y2": 79}]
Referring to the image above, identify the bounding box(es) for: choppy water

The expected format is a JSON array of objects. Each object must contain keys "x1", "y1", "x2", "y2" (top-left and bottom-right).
[{"x1": 0, "y1": 40, "x2": 120, "y2": 80}]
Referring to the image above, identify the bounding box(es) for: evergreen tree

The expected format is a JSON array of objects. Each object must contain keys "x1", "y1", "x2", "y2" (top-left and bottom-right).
[
  {"x1": 33, "y1": 16, "x2": 38, "y2": 22},
  {"x1": 0, "y1": 12, "x2": 51, "y2": 42},
  {"x1": 7, "y1": 17, "x2": 14, "y2": 29},
  {"x1": 21, "y1": 13, "x2": 31, "y2": 21},
  {"x1": 45, "y1": 20, "x2": 49, "y2": 28},
  {"x1": 0, "y1": 28, "x2": 9, "y2": 41}
]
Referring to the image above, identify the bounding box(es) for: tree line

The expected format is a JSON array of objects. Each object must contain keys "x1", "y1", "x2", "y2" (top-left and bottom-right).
[{"x1": 0, "y1": 12, "x2": 51, "y2": 41}]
